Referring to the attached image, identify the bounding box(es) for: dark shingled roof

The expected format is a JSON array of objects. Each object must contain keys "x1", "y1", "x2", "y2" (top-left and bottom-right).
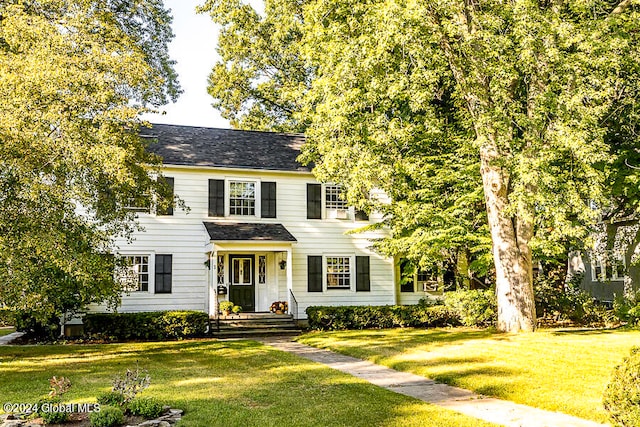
[
  {"x1": 203, "y1": 222, "x2": 297, "y2": 242},
  {"x1": 142, "y1": 123, "x2": 310, "y2": 172}
]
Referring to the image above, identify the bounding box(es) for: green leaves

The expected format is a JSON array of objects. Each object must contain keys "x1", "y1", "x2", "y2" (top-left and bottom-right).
[
  {"x1": 206, "y1": 0, "x2": 640, "y2": 285},
  {"x1": 0, "y1": 0, "x2": 179, "y2": 321}
]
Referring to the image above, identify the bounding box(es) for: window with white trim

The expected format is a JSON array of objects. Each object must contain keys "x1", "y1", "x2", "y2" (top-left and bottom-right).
[
  {"x1": 591, "y1": 253, "x2": 625, "y2": 282},
  {"x1": 120, "y1": 255, "x2": 149, "y2": 292},
  {"x1": 217, "y1": 255, "x2": 225, "y2": 285},
  {"x1": 326, "y1": 256, "x2": 351, "y2": 289},
  {"x1": 229, "y1": 181, "x2": 256, "y2": 216},
  {"x1": 258, "y1": 255, "x2": 266, "y2": 284},
  {"x1": 325, "y1": 184, "x2": 347, "y2": 210}
]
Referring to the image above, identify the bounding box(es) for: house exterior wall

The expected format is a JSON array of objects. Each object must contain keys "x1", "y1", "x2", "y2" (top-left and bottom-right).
[
  {"x1": 108, "y1": 165, "x2": 396, "y2": 318},
  {"x1": 568, "y1": 251, "x2": 640, "y2": 302}
]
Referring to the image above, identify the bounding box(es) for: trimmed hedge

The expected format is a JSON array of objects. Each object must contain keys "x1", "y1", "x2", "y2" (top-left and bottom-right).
[
  {"x1": 603, "y1": 347, "x2": 640, "y2": 427},
  {"x1": 306, "y1": 305, "x2": 460, "y2": 331},
  {"x1": 83, "y1": 310, "x2": 209, "y2": 341}
]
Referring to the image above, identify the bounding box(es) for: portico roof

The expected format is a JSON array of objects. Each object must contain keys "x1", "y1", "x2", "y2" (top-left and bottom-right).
[{"x1": 203, "y1": 222, "x2": 297, "y2": 242}]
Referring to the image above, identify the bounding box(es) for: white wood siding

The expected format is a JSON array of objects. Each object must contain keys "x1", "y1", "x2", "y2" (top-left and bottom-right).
[{"x1": 111, "y1": 166, "x2": 396, "y2": 317}]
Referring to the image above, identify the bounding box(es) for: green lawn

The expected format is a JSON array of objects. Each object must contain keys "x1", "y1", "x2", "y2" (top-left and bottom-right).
[
  {"x1": 0, "y1": 327, "x2": 15, "y2": 337},
  {"x1": 0, "y1": 340, "x2": 496, "y2": 427},
  {"x1": 297, "y1": 327, "x2": 640, "y2": 423}
]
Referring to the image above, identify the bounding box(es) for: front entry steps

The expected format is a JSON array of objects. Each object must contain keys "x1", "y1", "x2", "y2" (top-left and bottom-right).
[{"x1": 210, "y1": 312, "x2": 302, "y2": 338}]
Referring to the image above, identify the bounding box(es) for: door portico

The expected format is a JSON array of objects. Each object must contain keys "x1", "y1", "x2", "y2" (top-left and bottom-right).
[{"x1": 203, "y1": 221, "x2": 297, "y2": 317}]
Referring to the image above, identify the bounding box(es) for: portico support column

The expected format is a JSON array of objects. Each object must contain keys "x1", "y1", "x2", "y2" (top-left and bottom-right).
[
  {"x1": 286, "y1": 248, "x2": 293, "y2": 316},
  {"x1": 209, "y1": 249, "x2": 218, "y2": 318}
]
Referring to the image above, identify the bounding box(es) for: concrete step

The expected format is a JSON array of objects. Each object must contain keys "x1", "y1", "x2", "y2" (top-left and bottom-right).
[
  {"x1": 218, "y1": 323, "x2": 299, "y2": 331},
  {"x1": 211, "y1": 328, "x2": 302, "y2": 339},
  {"x1": 210, "y1": 312, "x2": 300, "y2": 338},
  {"x1": 215, "y1": 312, "x2": 293, "y2": 320}
]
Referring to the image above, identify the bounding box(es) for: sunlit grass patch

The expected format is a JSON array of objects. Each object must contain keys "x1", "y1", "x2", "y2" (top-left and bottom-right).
[
  {"x1": 0, "y1": 339, "x2": 497, "y2": 427},
  {"x1": 297, "y1": 327, "x2": 640, "y2": 423},
  {"x1": 0, "y1": 327, "x2": 15, "y2": 337}
]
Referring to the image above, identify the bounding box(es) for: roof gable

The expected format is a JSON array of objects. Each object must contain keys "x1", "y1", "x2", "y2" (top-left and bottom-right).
[{"x1": 143, "y1": 123, "x2": 310, "y2": 172}]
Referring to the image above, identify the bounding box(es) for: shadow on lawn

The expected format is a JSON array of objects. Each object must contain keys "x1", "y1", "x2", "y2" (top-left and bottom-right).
[
  {"x1": 168, "y1": 357, "x2": 482, "y2": 427},
  {"x1": 305, "y1": 328, "x2": 498, "y2": 353},
  {"x1": 550, "y1": 327, "x2": 626, "y2": 336}
]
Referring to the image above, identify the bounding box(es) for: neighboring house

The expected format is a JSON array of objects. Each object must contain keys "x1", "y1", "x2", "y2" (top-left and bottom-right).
[
  {"x1": 568, "y1": 219, "x2": 640, "y2": 302},
  {"x1": 103, "y1": 124, "x2": 436, "y2": 320}
]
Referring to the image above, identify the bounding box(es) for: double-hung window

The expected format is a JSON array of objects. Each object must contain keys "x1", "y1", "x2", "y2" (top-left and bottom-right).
[
  {"x1": 591, "y1": 253, "x2": 625, "y2": 282},
  {"x1": 121, "y1": 255, "x2": 149, "y2": 292},
  {"x1": 229, "y1": 181, "x2": 256, "y2": 216},
  {"x1": 308, "y1": 255, "x2": 370, "y2": 292},
  {"x1": 326, "y1": 256, "x2": 351, "y2": 289},
  {"x1": 325, "y1": 185, "x2": 347, "y2": 210},
  {"x1": 119, "y1": 254, "x2": 172, "y2": 293}
]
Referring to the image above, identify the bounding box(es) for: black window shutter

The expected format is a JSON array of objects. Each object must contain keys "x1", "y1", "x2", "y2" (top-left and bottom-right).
[
  {"x1": 261, "y1": 181, "x2": 277, "y2": 218},
  {"x1": 155, "y1": 254, "x2": 172, "y2": 294},
  {"x1": 355, "y1": 210, "x2": 369, "y2": 221},
  {"x1": 307, "y1": 184, "x2": 322, "y2": 219},
  {"x1": 307, "y1": 256, "x2": 323, "y2": 292},
  {"x1": 208, "y1": 179, "x2": 225, "y2": 217},
  {"x1": 158, "y1": 177, "x2": 174, "y2": 216},
  {"x1": 356, "y1": 256, "x2": 370, "y2": 292}
]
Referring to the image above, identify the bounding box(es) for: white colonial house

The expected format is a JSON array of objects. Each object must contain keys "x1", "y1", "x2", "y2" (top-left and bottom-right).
[{"x1": 107, "y1": 124, "x2": 435, "y2": 320}]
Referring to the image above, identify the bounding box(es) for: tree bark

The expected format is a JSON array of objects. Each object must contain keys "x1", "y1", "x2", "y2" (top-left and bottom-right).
[{"x1": 480, "y1": 142, "x2": 537, "y2": 332}]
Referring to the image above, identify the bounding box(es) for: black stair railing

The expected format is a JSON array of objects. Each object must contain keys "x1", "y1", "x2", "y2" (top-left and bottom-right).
[{"x1": 289, "y1": 289, "x2": 298, "y2": 321}]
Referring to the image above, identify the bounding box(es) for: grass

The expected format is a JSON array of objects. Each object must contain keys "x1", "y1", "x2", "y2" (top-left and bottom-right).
[
  {"x1": 297, "y1": 327, "x2": 640, "y2": 423},
  {"x1": 0, "y1": 339, "x2": 497, "y2": 427},
  {"x1": 0, "y1": 327, "x2": 16, "y2": 337}
]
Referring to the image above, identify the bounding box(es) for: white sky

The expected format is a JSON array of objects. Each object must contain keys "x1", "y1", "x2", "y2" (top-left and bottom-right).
[{"x1": 142, "y1": 0, "x2": 264, "y2": 129}]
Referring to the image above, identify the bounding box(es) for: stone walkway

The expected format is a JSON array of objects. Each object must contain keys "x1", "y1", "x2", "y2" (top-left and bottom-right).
[
  {"x1": 0, "y1": 331, "x2": 24, "y2": 345},
  {"x1": 259, "y1": 337, "x2": 608, "y2": 427}
]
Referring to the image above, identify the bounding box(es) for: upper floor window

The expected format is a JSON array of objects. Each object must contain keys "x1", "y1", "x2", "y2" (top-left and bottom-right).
[
  {"x1": 229, "y1": 181, "x2": 256, "y2": 216},
  {"x1": 209, "y1": 179, "x2": 276, "y2": 218},
  {"x1": 307, "y1": 183, "x2": 368, "y2": 221},
  {"x1": 325, "y1": 185, "x2": 347, "y2": 210}
]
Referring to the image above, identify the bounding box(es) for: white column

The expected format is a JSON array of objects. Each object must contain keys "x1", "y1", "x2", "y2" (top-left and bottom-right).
[
  {"x1": 209, "y1": 250, "x2": 218, "y2": 318},
  {"x1": 286, "y1": 248, "x2": 293, "y2": 316}
]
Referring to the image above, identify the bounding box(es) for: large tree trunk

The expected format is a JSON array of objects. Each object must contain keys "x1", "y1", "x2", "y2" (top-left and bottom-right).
[{"x1": 480, "y1": 143, "x2": 536, "y2": 332}]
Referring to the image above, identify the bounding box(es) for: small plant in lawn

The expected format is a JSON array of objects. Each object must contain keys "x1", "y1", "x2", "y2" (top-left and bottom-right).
[
  {"x1": 48, "y1": 376, "x2": 71, "y2": 397},
  {"x1": 128, "y1": 397, "x2": 164, "y2": 419},
  {"x1": 35, "y1": 376, "x2": 72, "y2": 424},
  {"x1": 96, "y1": 391, "x2": 126, "y2": 407},
  {"x1": 111, "y1": 365, "x2": 151, "y2": 405},
  {"x1": 89, "y1": 405, "x2": 124, "y2": 427}
]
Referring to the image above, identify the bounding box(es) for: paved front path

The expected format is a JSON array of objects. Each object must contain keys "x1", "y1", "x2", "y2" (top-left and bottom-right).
[
  {"x1": 259, "y1": 337, "x2": 608, "y2": 427},
  {"x1": 0, "y1": 331, "x2": 24, "y2": 345}
]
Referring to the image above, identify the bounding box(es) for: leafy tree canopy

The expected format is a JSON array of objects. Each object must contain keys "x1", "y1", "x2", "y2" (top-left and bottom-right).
[
  {"x1": 0, "y1": 0, "x2": 180, "y2": 322},
  {"x1": 205, "y1": 0, "x2": 640, "y2": 331}
]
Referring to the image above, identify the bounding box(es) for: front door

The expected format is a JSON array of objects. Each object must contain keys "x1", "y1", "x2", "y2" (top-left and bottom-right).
[{"x1": 229, "y1": 255, "x2": 255, "y2": 312}]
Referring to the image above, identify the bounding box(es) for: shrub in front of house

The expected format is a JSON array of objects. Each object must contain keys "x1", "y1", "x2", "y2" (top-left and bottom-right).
[
  {"x1": 127, "y1": 397, "x2": 164, "y2": 419},
  {"x1": 306, "y1": 305, "x2": 459, "y2": 331},
  {"x1": 0, "y1": 308, "x2": 14, "y2": 326},
  {"x1": 83, "y1": 311, "x2": 208, "y2": 341},
  {"x1": 614, "y1": 289, "x2": 640, "y2": 327},
  {"x1": 443, "y1": 289, "x2": 497, "y2": 327},
  {"x1": 535, "y1": 272, "x2": 619, "y2": 326},
  {"x1": 13, "y1": 310, "x2": 60, "y2": 341},
  {"x1": 603, "y1": 347, "x2": 640, "y2": 427},
  {"x1": 89, "y1": 405, "x2": 124, "y2": 427}
]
